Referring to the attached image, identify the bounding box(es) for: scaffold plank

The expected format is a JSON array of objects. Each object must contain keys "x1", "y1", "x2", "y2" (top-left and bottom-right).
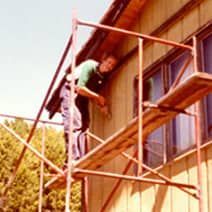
[
  {"x1": 45, "y1": 72, "x2": 212, "y2": 189},
  {"x1": 45, "y1": 175, "x2": 67, "y2": 189}
]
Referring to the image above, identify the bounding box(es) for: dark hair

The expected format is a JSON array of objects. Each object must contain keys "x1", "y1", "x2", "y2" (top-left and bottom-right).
[{"x1": 101, "y1": 52, "x2": 119, "y2": 61}]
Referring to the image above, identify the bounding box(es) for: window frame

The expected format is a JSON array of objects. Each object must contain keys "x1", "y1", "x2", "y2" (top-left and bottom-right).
[
  {"x1": 133, "y1": 66, "x2": 167, "y2": 168},
  {"x1": 133, "y1": 22, "x2": 212, "y2": 168},
  {"x1": 200, "y1": 31, "x2": 212, "y2": 140},
  {"x1": 167, "y1": 51, "x2": 196, "y2": 158}
]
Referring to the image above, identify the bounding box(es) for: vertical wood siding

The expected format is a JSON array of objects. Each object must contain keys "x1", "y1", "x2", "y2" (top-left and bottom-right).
[{"x1": 89, "y1": 0, "x2": 212, "y2": 211}]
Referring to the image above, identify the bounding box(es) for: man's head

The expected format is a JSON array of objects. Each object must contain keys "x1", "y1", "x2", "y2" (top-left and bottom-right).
[{"x1": 99, "y1": 54, "x2": 118, "y2": 73}]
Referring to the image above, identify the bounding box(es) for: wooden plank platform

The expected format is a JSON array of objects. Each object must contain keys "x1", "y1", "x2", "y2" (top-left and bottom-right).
[
  {"x1": 45, "y1": 174, "x2": 67, "y2": 189},
  {"x1": 45, "y1": 72, "x2": 212, "y2": 189}
]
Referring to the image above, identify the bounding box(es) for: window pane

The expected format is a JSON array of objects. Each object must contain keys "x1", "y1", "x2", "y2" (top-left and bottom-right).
[
  {"x1": 203, "y1": 34, "x2": 212, "y2": 137},
  {"x1": 169, "y1": 53, "x2": 195, "y2": 156},
  {"x1": 133, "y1": 69, "x2": 164, "y2": 168},
  {"x1": 144, "y1": 71, "x2": 164, "y2": 167}
]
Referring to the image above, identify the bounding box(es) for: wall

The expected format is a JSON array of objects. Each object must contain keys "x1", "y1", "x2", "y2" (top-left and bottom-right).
[{"x1": 88, "y1": 0, "x2": 212, "y2": 211}]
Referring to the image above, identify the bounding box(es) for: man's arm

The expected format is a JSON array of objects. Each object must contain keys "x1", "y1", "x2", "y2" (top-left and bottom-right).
[{"x1": 76, "y1": 86, "x2": 106, "y2": 106}]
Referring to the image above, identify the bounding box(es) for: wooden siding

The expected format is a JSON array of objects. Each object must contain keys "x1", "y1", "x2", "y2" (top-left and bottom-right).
[
  {"x1": 83, "y1": 143, "x2": 212, "y2": 212},
  {"x1": 89, "y1": 0, "x2": 212, "y2": 211}
]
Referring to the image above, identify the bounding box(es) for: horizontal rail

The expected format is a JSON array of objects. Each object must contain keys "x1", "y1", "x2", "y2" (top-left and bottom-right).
[
  {"x1": 75, "y1": 168, "x2": 197, "y2": 190},
  {"x1": 87, "y1": 131, "x2": 198, "y2": 198},
  {"x1": 77, "y1": 19, "x2": 193, "y2": 50},
  {"x1": 0, "y1": 113, "x2": 63, "y2": 126},
  {"x1": 0, "y1": 122, "x2": 64, "y2": 176},
  {"x1": 142, "y1": 101, "x2": 196, "y2": 116}
]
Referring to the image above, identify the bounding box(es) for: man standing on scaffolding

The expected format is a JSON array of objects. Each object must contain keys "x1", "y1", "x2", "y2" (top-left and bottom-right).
[{"x1": 60, "y1": 54, "x2": 117, "y2": 167}]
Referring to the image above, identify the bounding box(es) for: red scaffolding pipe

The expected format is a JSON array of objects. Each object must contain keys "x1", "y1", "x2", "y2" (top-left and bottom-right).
[
  {"x1": 74, "y1": 19, "x2": 203, "y2": 212},
  {"x1": 77, "y1": 19, "x2": 193, "y2": 50},
  {"x1": 82, "y1": 130, "x2": 89, "y2": 212},
  {"x1": 75, "y1": 169, "x2": 197, "y2": 189},
  {"x1": 169, "y1": 54, "x2": 193, "y2": 91},
  {"x1": 82, "y1": 177, "x2": 89, "y2": 212},
  {"x1": 38, "y1": 124, "x2": 46, "y2": 212},
  {"x1": 0, "y1": 113, "x2": 63, "y2": 126},
  {"x1": 87, "y1": 131, "x2": 198, "y2": 199},
  {"x1": 65, "y1": 13, "x2": 77, "y2": 212},
  {"x1": 0, "y1": 122, "x2": 64, "y2": 176},
  {"x1": 1, "y1": 12, "x2": 205, "y2": 212},
  {"x1": 137, "y1": 38, "x2": 144, "y2": 176},
  {"x1": 193, "y1": 36, "x2": 203, "y2": 212}
]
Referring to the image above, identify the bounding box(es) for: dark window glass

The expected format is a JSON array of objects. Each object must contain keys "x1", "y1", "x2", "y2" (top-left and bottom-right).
[
  {"x1": 169, "y1": 53, "x2": 195, "y2": 157},
  {"x1": 203, "y1": 34, "x2": 212, "y2": 138},
  {"x1": 144, "y1": 71, "x2": 164, "y2": 167},
  {"x1": 133, "y1": 69, "x2": 164, "y2": 167}
]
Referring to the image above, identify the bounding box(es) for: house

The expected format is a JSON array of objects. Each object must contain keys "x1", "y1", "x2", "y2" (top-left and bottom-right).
[{"x1": 46, "y1": 0, "x2": 212, "y2": 211}]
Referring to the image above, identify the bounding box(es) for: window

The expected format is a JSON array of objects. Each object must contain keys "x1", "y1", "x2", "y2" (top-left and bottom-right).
[
  {"x1": 133, "y1": 69, "x2": 164, "y2": 167},
  {"x1": 168, "y1": 53, "x2": 195, "y2": 157},
  {"x1": 144, "y1": 70, "x2": 164, "y2": 167},
  {"x1": 132, "y1": 24, "x2": 212, "y2": 168},
  {"x1": 202, "y1": 34, "x2": 212, "y2": 138}
]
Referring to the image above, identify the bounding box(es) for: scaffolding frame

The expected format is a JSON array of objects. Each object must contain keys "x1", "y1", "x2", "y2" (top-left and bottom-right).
[
  {"x1": 0, "y1": 113, "x2": 64, "y2": 210},
  {"x1": 72, "y1": 18, "x2": 203, "y2": 212},
  {"x1": 1, "y1": 14, "x2": 212, "y2": 212}
]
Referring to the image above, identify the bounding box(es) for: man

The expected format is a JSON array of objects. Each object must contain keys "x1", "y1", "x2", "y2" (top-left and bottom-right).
[{"x1": 60, "y1": 54, "x2": 117, "y2": 166}]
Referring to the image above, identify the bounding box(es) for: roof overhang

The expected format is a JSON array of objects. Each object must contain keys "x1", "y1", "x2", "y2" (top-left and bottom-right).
[{"x1": 77, "y1": 0, "x2": 146, "y2": 63}]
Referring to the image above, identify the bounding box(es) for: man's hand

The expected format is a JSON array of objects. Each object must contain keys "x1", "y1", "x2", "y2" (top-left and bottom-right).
[
  {"x1": 76, "y1": 86, "x2": 106, "y2": 107},
  {"x1": 96, "y1": 95, "x2": 106, "y2": 107},
  {"x1": 99, "y1": 105, "x2": 112, "y2": 119}
]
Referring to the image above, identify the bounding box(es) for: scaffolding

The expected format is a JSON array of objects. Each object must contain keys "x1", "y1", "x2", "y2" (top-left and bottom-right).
[
  {"x1": 0, "y1": 14, "x2": 212, "y2": 212},
  {"x1": 0, "y1": 113, "x2": 64, "y2": 211}
]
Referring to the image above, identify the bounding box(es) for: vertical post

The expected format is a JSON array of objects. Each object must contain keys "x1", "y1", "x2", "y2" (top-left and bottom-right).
[
  {"x1": 193, "y1": 36, "x2": 203, "y2": 212},
  {"x1": 82, "y1": 177, "x2": 89, "y2": 212},
  {"x1": 163, "y1": 126, "x2": 167, "y2": 164},
  {"x1": 65, "y1": 11, "x2": 78, "y2": 212},
  {"x1": 137, "y1": 38, "x2": 144, "y2": 176},
  {"x1": 38, "y1": 124, "x2": 46, "y2": 212},
  {"x1": 82, "y1": 131, "x2": 89, "y2": 212}
]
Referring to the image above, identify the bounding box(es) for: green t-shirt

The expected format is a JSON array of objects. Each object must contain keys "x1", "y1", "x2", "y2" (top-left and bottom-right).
[
  {"x1": 77, "y1": 60, "x2": 99, "y2": 87},
  {"x1": 75, "y1": 59, "x2": 107, "y2": 122}
]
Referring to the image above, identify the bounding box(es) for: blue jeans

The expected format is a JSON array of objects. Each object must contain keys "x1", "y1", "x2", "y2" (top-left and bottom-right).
[{"x1": 61, "y1": 85, "x2": 88, "y2": 161}]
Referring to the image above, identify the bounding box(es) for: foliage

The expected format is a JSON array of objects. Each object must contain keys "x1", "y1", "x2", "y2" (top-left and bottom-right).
[{"x1": 0, "y1": 119, "x2": 81, "y2": 211}]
